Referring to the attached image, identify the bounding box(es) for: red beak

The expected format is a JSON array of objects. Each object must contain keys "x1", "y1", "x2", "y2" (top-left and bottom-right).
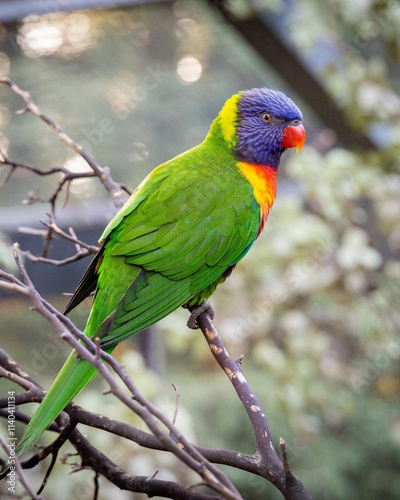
[{"x1": 281, "y1": 124, "x2": 306, "y2": 152}]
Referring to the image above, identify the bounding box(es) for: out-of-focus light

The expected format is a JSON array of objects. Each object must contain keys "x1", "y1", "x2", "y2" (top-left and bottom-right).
[
  {"x1": 176, "y1": 57, "x2": 202, "y2": 83},
  {"x1": 107, "y1": 78, "x2": 138, "y2": 120},
  {"x1": 62, "y1": 13, "x2": 95, "y2": 57},
  {"x1": 175, "y1": 18, "x2": 199, "y2": 41},
  {"x1": 64, "y1": 155, "x2": 95, "y2": 198},
  {"x1": 173, "y1": 1, "x2": 191, "y2": 18},
  {"x1": 18, "y1": 23, "x2": 63, "y2": 57},
  {"x1": 17, "y1": 13, "x2": 95, "y2": 59},
  {"x1": 128, "y1": 142, "x2": 149, "y2": 162},
  {"x1": 64, "y1": 155, "x2": 91, "y2": 174}
]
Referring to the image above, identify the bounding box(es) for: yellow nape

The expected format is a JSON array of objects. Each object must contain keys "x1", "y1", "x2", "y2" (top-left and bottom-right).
[{"x1": 219, "y1": 93, "x2": 240, "y2": 145}]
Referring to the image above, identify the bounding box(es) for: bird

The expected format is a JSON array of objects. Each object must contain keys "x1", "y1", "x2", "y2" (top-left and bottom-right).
[{"x1": 17, "y1": 87, "x2": 305, "y2": 454}]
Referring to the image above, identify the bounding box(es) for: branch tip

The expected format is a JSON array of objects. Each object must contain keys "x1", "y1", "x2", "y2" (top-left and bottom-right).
[
  {"x1": 279, "y1": 436, "x2": 295, "y2": 485},
  {"x1": 171, "y1": 383, "x2": 180, "y2": 425},
  {"x1": 149, "y1": 469, "x2": 160, "y2": 480},
  {"x1": 235, "y1": 353, "x2": 244, "y2": 365}
]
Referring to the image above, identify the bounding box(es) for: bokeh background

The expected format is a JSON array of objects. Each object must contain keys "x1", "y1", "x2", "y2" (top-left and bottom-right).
[{"x1": 1, "y1": 0, "x2": 400, "y2": 499}]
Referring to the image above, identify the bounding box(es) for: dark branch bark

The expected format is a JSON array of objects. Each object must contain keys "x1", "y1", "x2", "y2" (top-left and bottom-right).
[
  {"x1": 68, "y1": 430, "x2": 219, "y2": 500},
  {"x1": 197, "y1": 313, "x2": 313, "y2": 500}
]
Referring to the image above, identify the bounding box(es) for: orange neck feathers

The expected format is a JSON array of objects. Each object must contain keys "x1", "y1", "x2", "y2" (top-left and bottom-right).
[{"x1": 237, "y1": 162, "x2": 278, "y2": 236}]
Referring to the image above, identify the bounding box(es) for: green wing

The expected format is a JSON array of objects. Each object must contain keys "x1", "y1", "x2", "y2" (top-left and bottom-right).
[{"x1": 84, "y1": 144, "x2": 261, "y2": 348}]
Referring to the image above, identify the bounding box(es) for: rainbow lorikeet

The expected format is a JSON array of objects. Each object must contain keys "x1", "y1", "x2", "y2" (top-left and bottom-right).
[{"x1": 17, "y1": 88, "x2": 305, "y2": 454}]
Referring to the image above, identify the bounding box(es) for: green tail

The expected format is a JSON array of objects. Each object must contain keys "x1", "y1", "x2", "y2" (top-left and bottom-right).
[{"x1": 17, "y1": 350, "x2": 98, "y2": 455}]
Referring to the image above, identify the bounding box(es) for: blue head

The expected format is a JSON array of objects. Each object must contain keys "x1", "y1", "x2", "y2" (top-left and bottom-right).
[{"x1": 234, "y1": 88, "x2": 304, "y2": 168}]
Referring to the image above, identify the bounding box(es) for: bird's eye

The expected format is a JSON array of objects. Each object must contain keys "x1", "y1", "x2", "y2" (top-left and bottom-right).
[{"x1": 261, "y1": 112, "x2": 272, "y2": 124}]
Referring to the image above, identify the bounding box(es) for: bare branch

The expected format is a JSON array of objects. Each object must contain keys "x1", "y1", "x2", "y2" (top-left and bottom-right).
[
  {"x1": 0, "y1": 155, "x2": 89, "y2": 179},
  {"x1": 280, "y1": 437, "x2": 295, "y2": 487},
  {"x1": 17, "y1": 216, "x2": 100, "y2": 266},
  {"x1": 20, "y1": 248, "x2": 93, "y2": 267},
  {"x1": 0, "y1": 435, "x2": 44, "y2": 500},
  {"x1": 0, "y1": 246, "x2": 313, "y2": 499},
  {"x1": 41, "y1": 218, "x2": 99, "y2": 252},
  {"x1": 196, "y1": 312, "x2": 313, "y2": 500},
  {"x1": 0, "y1": 148, "x2": 92, "y2": 217},
  {"x1": 171, "y1": 383, "x2": 180, "y2": 426},
  {"x1": 0, "y1": 341, "x2": 314, "y2": 499},
  {"x1": 0, "y1": 352, "x2": 224, "y2": 500},
  {"x1": 0, "y1": 268, "x2": 31, "y2": 296},
  {"x1": 0, "y1": 366, "x2": 35, "y2": 392},
  {"x1": 0, "y1": 77, "x2": 130, "y2": 209}
]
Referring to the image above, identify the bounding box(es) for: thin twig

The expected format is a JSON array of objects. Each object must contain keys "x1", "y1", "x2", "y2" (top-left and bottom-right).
[
  {"x1": 280, "y1": 438, "x2": 295, "y2": 486},
  {"x1": 0, "y1": 435, "x2": 43, "y2": 500},
  {"x1": 0, "y1": 77, "x2": 129, "y2": 209},
  {"x1": 20, "y1": 248, "x2": 94, "y2": 266},
  {"x1": 171, "y1": 383, "x2": 180, "y2": 426},
  {"x1": 41, "y1": 217, "x2": 99, "y2": 251},
  {"x1": 37, "y1": 420, "x2": 78, "y2": 495},
  {"x1": 93, "y1": 471, "x2": 100, "y2": 500},
  {"x1": 18, "y1": 217, "x2": 99, "y2": 266}
]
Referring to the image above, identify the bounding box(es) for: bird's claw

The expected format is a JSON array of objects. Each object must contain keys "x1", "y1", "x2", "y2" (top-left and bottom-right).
[{"x1": 187, "y1": 300, "x2": 215, "y2": 330}]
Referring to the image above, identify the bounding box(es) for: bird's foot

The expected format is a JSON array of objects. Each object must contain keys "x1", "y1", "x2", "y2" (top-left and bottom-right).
[{"x1": 187, "y1": 300, "x2": 215, "y2": 330}]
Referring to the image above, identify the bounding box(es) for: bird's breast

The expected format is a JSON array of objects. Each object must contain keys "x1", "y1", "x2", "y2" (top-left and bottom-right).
[{"x1": 236, "y1": 161, "x2": 278, "y2": 236}]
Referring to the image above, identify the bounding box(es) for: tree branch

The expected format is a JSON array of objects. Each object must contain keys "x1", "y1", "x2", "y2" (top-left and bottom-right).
[
  {"x1": 0, "y1": 78, "x2": 130, "y2": 210},
  {"x1": 0, "y1": 77, "x2": 131, "y2": 263},
  {"x1": 17, "y1": 216, "x2": 100, "y2": 266},
  {"x1": 197, "y1": 313, "x2": 313, "y2": 500},
  {"x1": 0, "y1": 435, "x2": 43, "y2": 500}
]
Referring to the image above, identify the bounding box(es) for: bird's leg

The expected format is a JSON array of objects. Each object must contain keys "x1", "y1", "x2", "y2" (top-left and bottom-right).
[{"x1": 186, "y1": 300, "x2": 215, "y2": 330}]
